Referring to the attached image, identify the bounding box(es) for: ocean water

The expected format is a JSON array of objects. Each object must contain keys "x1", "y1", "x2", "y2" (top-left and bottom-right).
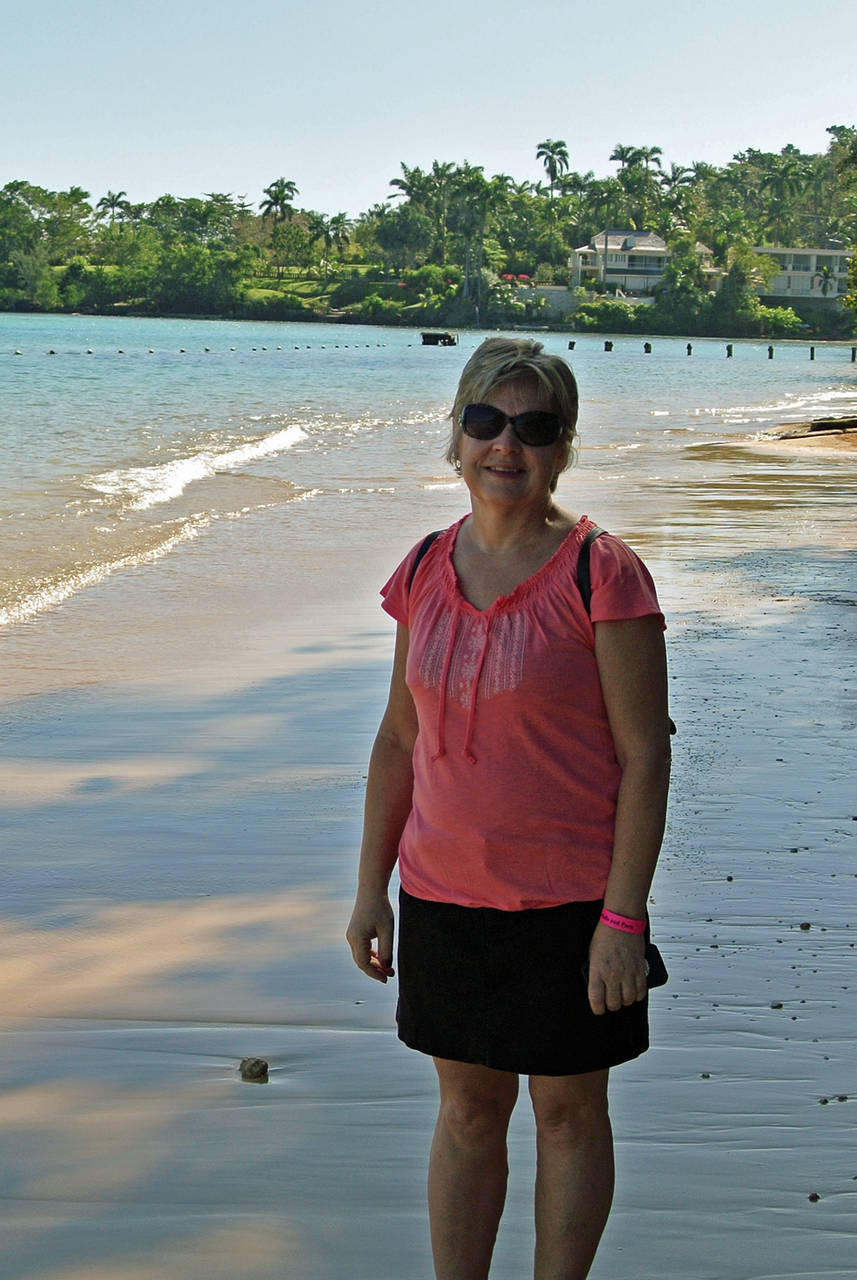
[{"x1": 3, "y1": 311, "x2": 857, "y2": 635}]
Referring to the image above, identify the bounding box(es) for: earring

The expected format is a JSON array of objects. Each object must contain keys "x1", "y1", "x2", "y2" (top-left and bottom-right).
[{"x1": 453, "y1": 459, "x2": 462, "y2": 473}]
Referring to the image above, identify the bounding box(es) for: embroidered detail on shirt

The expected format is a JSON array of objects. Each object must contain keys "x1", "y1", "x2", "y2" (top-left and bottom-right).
[{"x1": 419, "y1": 609, "x2": 528, "y2": 707}]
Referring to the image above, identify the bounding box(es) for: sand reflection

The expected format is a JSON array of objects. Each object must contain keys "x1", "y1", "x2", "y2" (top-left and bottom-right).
[{"x1": 0, "y1": 892, "x2": 342, "y2": 1020}]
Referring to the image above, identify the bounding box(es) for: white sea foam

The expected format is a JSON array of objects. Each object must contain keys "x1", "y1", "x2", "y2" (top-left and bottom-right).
[
  {"x1": 0, "y1": 515, "x2": 209, "y2": 628},
  {"x1": 87, "y1": 424, "x2": 307, "y2": 511}
]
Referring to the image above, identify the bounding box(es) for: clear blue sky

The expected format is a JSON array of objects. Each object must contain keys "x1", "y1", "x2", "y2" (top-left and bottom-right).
[{"x1": 3, "y1": 0, "x2": 854, "y2": 216}]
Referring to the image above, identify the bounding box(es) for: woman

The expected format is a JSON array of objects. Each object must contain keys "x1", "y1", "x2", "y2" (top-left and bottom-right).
[{"x1": 346, "y1": 336, "x2": 671, "y2": 1280}]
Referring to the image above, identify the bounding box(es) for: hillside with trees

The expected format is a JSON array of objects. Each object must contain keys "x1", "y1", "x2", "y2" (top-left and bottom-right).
[{"x1": 2, "y1": 127, "x2": 856, "y2": 337}]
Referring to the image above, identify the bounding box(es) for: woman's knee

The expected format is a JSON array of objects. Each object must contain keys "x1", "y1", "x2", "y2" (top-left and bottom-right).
[
  {"x1": 529, "y1": 1070, "x2": 610, "y2": 1145},
  {"x1": 435, "y1": 1060, "x2": 518, "y2": 1144}
]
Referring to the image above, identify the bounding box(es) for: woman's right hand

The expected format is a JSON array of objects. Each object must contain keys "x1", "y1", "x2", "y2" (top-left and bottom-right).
[{"x1": 346, "y1": 892, "x2": 395, "y2": 983}]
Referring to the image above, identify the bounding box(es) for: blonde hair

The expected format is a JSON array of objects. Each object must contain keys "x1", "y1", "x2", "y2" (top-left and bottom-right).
[{"x1": 447, "y1": 337, "x2": 579, "y2": 490}]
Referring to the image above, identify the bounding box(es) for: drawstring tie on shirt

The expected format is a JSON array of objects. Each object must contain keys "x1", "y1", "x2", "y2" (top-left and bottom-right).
[{"x1": 431, "y1": 601, "x2": 496, "y2": 765}]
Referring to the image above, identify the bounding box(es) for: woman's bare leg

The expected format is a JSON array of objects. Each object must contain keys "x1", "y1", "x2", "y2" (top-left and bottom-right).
[
  {"x1": 528, "y1": 1069, "x2": 614, "y2": 1280},
  {"x1": 428, "y1": 1058, "x2": 519, "y2": 1280}
]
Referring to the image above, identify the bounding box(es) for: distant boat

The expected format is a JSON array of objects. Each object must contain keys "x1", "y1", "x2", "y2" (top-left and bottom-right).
[{"x1": 421, "y1": 331, "x2": 458, "y2": 347}]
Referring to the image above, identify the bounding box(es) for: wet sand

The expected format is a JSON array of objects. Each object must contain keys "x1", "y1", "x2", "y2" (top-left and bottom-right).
[{"x1": 1, "y1": 446, "x2": 856, "y2": 1278}]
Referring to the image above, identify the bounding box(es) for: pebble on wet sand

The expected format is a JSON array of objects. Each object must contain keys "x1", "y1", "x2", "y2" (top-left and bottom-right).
[{"x1": 240, "y1": 1057, "x2": 269, "y2": 1083}]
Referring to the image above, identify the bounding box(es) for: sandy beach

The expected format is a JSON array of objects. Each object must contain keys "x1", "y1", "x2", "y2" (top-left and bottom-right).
[{"x1": 2, "y1": 371, "x2": 856, "y2": 1278}]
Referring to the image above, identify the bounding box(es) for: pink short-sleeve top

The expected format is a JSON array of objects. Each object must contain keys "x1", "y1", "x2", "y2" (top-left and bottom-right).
[{"x1": 381, "y1": 514, "x2": 665, "y2": 910}]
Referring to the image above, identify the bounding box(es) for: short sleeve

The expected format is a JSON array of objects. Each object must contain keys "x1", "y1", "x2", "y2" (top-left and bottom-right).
[
  {"x1": 380, "y1": 541, "x2": 425, "y2": 626},
  {"x1": 588, "y1": 534, "x2": 665, "y2": 629}
]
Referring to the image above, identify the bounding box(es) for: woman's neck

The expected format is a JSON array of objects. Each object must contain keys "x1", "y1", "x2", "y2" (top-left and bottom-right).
[{"x1": 464, "y1": 499, "x2": 575, "y2": 553}]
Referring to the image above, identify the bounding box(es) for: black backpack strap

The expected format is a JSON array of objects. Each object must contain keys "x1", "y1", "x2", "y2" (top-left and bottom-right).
[
  {"x1": 407, "y1": 530, "x2": 442, "y2": 591},
  {"x1": 576, "y1": 525, "x2": 604, "y2": 615}
]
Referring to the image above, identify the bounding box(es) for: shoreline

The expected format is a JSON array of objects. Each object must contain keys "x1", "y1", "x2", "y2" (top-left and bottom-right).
[
  {"x1": 756, "y1": 415, "x2": 857, "y2": 452},
  {"x1": 4, "y1": 306, "x2": 857, "y2": 346}
]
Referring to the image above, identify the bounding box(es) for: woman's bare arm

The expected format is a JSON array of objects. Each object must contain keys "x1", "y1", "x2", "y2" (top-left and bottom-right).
[
  {"x1": 346, "y1": 624, "x2": 418, "y2": 982},
  {"x1": 587, "y1": 615, "x2": 672, "y2": 1015}
]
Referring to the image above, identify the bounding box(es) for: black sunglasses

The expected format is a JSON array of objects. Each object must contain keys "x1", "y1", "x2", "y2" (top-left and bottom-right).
[{"x1": 460, "y1": 402, "x2": 564, "y2": 447}]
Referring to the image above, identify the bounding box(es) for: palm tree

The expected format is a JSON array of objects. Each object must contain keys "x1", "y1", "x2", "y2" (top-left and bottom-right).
[
  {"x1": 536, "y1": 140, "x2": 570, "y2": 201},
  {"x1": 260, "y1": 178, "x2": 299, "y2": 224},
  {"x1": 428, "y1": 161, "x2": 456, "y2": 265},
  {"x1": 759, "y1": 154, "x2": 808, "y2": 243},
  {"x1": 96, "y1": 190, "x2": 130, "y2": 226},
  {"x1": 610, "y1": 144, "x2": 643, "y2": 172},
  {"x1": 658, "y1": 164, "x2": 694, "y2": 233},
  {"x1": 327, "y1": 212, "x2": 353, "y2": 259},
  {"x1": 390, "y1": 162, "x2": 432, "y2": 206},
  {"x1": 812, "y1": 264, "x2": 835, "y2": 296},
  {"x1": 638, "y1": 145, "x2": 663, "y2": 173}
]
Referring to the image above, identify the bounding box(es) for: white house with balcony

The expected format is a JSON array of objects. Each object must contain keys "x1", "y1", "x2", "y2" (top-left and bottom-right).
[
  {"x1": 570, "y1": 230, "x2": 669, "y2": 293},
  {"x1": 752, "y1": 245, "x2": 852, "y2": 302},
  {"x1": 569, "y1": 231, "x2": 720, "y2": 295}
]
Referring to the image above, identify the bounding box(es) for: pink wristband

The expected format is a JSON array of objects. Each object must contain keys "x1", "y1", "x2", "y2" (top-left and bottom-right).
[{"x1": 600, "y1": 908, "x2": 646, "y2": 935}]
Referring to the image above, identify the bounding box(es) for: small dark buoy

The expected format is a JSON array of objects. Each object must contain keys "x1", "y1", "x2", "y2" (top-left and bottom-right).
[
  {"x1": 240, "y1": 1057, "x2": 269, "y2": 1083},
  {"x1": 808, "y1": 1192, "x2": 820, "y2": 1202},
  {"x1": 799, "y1": 922, "x2": 811, "y2": 931},
  {"x1": 726, "y1": 344, "x2": 733, "y2": 358},
  {"x1": 48, "y1": 348, "x2": 57, "y2": 355}
]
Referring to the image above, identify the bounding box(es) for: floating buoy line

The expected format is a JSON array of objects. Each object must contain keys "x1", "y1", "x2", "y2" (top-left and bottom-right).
[
  {"x1": 7, "y1": 342, "x2": 856, "y2": 360},
  {"x1": 9, "y1": 342, "x2": 390, "y2": 357}
]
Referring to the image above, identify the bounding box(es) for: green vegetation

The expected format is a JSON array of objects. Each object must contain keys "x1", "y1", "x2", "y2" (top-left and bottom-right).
[{"x1": 2, "y1": 127, "x2": 856, "y2": 336}]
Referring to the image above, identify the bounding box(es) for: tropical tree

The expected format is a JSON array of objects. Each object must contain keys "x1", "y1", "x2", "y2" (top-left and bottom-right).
[
  {"x1": 759, "y1": 151, "x2": 809, "y2": 242},
  {"x1": 260, "y1": 178, "x2": 299, "y2": 224},
  {"x1": 638, "y1": 145, "x2": 663, "y2": 173},
  {"x1": 609, "y1": 144, "x2": 644, "y2": 173},
  {"x1": 657, "y1": 164, "x2": 694, "y2": 234},
  {"x1": 536, "y1": 139, "x2": 570, "y2": 201},
  {"x1": 327, "y1": 212, "x2": 353, "y2": 260},
  {"x1": 96, "y1": 190, "x2": 130, "y2": 226},
  {"x1": 812, "y1": 264, "x2": 835, "y2": 296}
]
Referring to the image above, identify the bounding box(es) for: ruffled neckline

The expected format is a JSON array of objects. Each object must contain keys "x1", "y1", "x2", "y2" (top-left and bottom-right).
[{"x1": 439, "y1": 513, "x2": 595, "y2": 615}]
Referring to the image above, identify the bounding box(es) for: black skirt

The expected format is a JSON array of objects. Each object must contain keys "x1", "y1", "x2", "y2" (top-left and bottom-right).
[{"x1": 396, "y1": 889, "x2": 649, "y2": 1077}]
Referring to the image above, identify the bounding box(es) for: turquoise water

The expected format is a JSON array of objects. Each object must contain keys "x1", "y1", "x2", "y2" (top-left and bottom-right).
[{"x1": 2, "y1": 312, "x2": 857, "y2": 629}]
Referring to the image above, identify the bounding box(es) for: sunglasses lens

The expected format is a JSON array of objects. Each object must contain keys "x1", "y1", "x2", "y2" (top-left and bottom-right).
[
  {"x1": 514, "y1": 412, "x2": 563, "y2": 446},
  {"x1": 461, "y1": 404, "x2": 505, "y2": 439}
]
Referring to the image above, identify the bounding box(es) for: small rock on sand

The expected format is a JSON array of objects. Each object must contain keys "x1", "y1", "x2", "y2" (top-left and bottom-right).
[{"x1": 240, "y1": 1057, "x2": 269, "y2": 1083}]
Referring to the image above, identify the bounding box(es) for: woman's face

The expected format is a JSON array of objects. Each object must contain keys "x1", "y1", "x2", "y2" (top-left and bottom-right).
[{"x1": 456, "y1": 379, "x2": 563, "y2": 510}]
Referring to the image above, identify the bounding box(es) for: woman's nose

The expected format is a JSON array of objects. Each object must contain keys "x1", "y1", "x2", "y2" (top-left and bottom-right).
[{"x1": 491, "y1": 420, "x2": 521, "y2": 448}]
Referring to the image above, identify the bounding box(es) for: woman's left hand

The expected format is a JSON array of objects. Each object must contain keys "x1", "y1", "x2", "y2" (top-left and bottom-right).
[{"x1": 586, "y1": 922, "x2": 647, "y2": 1016}]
